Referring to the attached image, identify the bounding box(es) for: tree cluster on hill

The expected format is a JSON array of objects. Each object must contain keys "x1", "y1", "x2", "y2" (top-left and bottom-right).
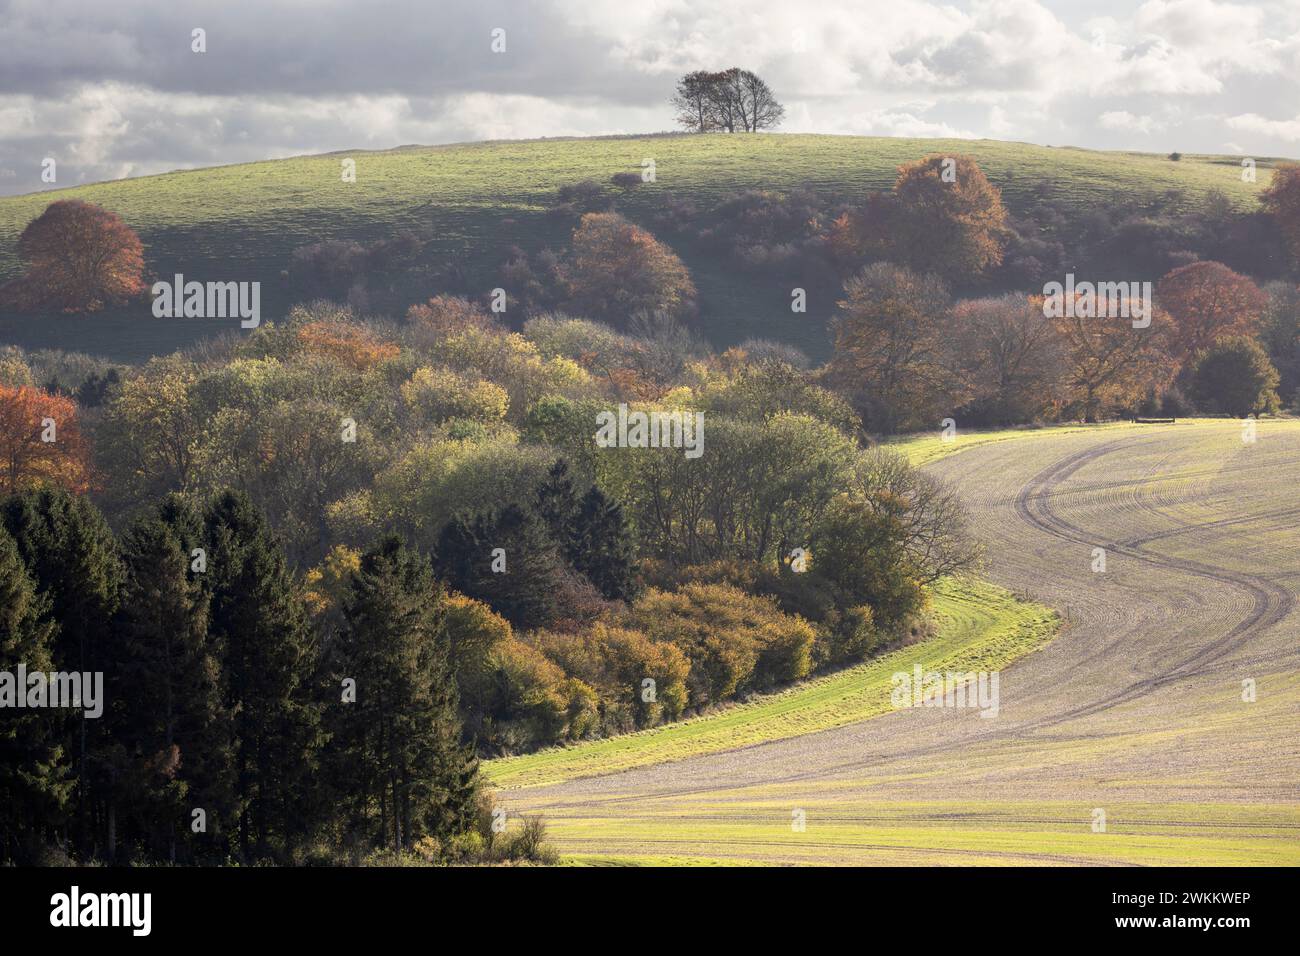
[{"x1": 672, "y1": 69, "x2": 786, "y2": 133}]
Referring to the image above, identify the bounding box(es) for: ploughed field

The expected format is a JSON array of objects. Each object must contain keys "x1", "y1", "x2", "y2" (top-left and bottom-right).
[{"x1": 490, "y1": 420, "x2": 1300, "y2": 865}]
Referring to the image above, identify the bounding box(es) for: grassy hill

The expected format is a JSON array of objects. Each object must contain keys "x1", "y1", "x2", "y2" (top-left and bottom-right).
[{"x1": 0, "y1": 132, "x2": 1285, "y2": 363}]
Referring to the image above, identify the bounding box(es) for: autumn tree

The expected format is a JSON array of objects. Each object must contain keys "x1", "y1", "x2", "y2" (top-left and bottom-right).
[
  {"x1": 406, "y1": 295, "x2": 497, "y2": 343},
  {"x1": 1156, "y1": 260, "x2": 1268, "y2": 362},
  {"x1": 295, "y1": 320, "x2": 400, "y2": 371},
  {"x1": 891, "y1": 154, "x2": 1009, "y2": 283},
  {"x1": 1259, "y1": 281, "x2": 1300, "y2": 406},
  {"x1": 826, "y1": 263, "x2": 961, "y2": 433},
  {"x1": 0, "y1": 384, "x2": 91, "y2": 494},
  {"x1": 0, "y1": 200, "x2": 147, "y2": 312},
  {"x1": 733, "y1": 69, "x2": 785, "y2": 132},
  {"x1": 950, "y1": 293, "x2": 1066, "y2": 424},
  {"x1": 1261, "y1": 163, "x2": 1300, "y2": 268},
  {"x1": 563, "y1": 212, "x2": 696, "y2": 324},
  {"x1": 672, "y1": 71, "x2": 721, "y2": 132},
  {"x1": 1049, "y1": 301, "x2": 1175, "y2": 422}
]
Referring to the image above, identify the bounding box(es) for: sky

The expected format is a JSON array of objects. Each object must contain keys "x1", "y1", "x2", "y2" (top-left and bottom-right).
[{"x1": 1, "y1": 0, "x2": 1298, "y2": 196}]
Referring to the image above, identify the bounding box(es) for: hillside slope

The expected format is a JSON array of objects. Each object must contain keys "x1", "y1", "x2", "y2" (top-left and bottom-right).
[
  {"x1": 497, "y1": 420, "x2": 1300, "y2": 865},
  {"x1": 0, "y1": 133, "x2": 1284, "y2": 362}
]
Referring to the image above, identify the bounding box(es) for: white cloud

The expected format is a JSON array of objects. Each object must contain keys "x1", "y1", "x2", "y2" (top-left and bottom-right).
[
  {"x1": 2, "y1": 0, "x2": 1299, "y2": 196},
  {"x1": 1098, "y1": 110, "x2": 1165, "y2": 133},
  {"x1": 1226, "y1": 112, "x2": 1300, "y2": 142}
]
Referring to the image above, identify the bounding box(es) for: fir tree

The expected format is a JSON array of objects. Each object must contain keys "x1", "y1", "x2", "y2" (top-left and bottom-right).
[
  {"x1": 534, "y1": 459, "x2": 638, "y2": 601},
  {"x1": 109, "y1": 516, "x2": 226, "y2": 863},
  {"x1": 203, "y1": 490, "x2": 321, "y2": 861},
  {"x1": 436, "y1": 504, "x2": 565, "y2": 628},
  {"x1": 0, "y1": 488, "x2": 121, "y2": 856},
  {"x1": 331, "y1": 536, "x2": 478, "y2": 851},
  {"x1": 0, "y1": 527, "x2": 69, "y2": 862},
  {"x1": 571, "y1": 485, "x2": 639, "y2": 601}
]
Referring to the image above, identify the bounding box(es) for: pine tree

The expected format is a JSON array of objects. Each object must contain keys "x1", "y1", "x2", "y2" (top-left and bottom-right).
[
  {"x1": 331, "y1": 536, "x2": 478, "y2": 851},
  {"x1": 109, "y1": 516, "x2": 226, "y2": 863},
  {"x1": 571, "y1": 485, "x2": 639, "y2": 601},
  {"x1": 535, "y1": 459, "x2": 580, "y2": 540},
  {"x1": 0, "y1": 527, "x2": 69, "y2": 862},
  {"x1": 535, "y1": 459, "x2": 638, "y2": 601},
  {"x1": 436, "y1": 504, "x2": 564, "y2": 627},
  {"x1": 0, "y1": 488, "x2": 121, "y2": 856},
  {"x1": 203, "y1": 490, "x2": 321, "y2": 861}
]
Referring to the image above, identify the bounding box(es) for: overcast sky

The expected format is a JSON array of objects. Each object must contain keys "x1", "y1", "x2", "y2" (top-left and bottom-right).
[{"x1": 1, "y1": 0, "x2": 1298, "y2": 196}]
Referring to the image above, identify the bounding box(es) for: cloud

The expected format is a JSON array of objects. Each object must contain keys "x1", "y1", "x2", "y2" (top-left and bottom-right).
[
  {"x1": 0, "y1": 0, "x2": 1296, "y2": 196},
  {"x1": 1226, "y1": 112, "x2": 1300, "y2": 142},
  {"x1": 1098, "y1": 110, "x2": 1166, "y2": 133}
]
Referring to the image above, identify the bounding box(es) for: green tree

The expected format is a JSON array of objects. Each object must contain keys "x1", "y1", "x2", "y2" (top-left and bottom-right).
[
  {"x1": 1, "y1": 487, "x2": 121, "y2": 856},
  {"x1": 0, "y1": 527, "x2": 68, "y2": 862},
  {"x1": 330, "y1": 536, "x2": 478, "y2": 851},
  {"x1": 535, "y1": 459, "x2": 638, "y2": 601},
  {"x1": 571, "y1": 485, "x2": 638, "y2": 601},
  {"x1": 436, "y1": 504, "x2": 565, "y2": 628},
  {"x1": 1190, "y1": 337, "x2": 1281, "y2": 417},
  {"x1": 203, "y1": 490, "x2": 321, "y2": 861},
  {"x1": 109, "y1": 515, "x2": 228, "y2": 864}
]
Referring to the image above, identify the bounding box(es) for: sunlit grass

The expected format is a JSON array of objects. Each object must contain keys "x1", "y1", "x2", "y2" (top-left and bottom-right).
[
  {"x1": 485, "y1": 577, "x2": 1057, "y2": 790},
  {"x1": 0, "y1": 134, "x2": 1278, "y2": 361}
]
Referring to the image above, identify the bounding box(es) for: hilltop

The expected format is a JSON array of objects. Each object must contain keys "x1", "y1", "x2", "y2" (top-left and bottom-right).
[{"x1": 0, "y1": 132, "x2": 1285, "y2": 362}]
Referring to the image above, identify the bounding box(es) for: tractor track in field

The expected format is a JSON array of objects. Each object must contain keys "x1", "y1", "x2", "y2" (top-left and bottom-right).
[
  {"x1": 1006, "y1": 436, "x2": 1295, "y2": 730},
  {"x1": 501, "y1": 423, "x2": 1300, "y2": 864}
]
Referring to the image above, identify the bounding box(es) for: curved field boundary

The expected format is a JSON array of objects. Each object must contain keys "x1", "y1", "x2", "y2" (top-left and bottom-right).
[{"x1": 485, "y1": 578, "x2": 1057, "y2": 790}]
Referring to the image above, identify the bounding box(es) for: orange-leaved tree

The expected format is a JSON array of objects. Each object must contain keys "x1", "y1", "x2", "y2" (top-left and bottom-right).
[
  {"x1": 0, "y1": 200, "x2": 147, "y2": 312},
  {"x1": 1047, "y1": 298, "x2": 1175, "y2": 423},
  {"x1": 1156, "y1": 260, "x2": 1268, "y2": 363},
  {"x1": 826, "y1": 262, "x2": 962, "y2": 433},
  {"x1": 0, "y1": 384, "x2": 92, "y2": 494},
  {"x1": 891, "y1": 154, "x2": 1009, "y2": 283},
  {"x1": 563, "y1": 212, "x2": 695, "y2": 324},
  {"x1": 295, "y1": 320, "x2": 400, "y2": 370}
]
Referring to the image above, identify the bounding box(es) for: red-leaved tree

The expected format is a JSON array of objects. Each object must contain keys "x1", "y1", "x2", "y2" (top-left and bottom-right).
[{"x1": 0, "y1": 200, "x2": 147, "y2": 312}]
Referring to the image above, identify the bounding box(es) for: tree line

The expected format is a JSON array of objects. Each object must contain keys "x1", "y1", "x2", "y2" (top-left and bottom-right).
[{"x1": 0, "y1": 485, "x2": 556, "y2": 866}]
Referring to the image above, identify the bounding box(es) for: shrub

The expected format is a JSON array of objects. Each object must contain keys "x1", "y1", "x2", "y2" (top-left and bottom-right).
[
  {"x1": 1190, "y1": 337, "x2": 1281, "y2": 416},
  {"x1": 628, "y1": 583, "x2": 814, "y2": 706}
]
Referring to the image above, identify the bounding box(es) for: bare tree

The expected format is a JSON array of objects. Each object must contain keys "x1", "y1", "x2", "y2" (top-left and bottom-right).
[
  {"x1": 736, "y1": 69, "x2": 785, "y2": 132},
  {"x1": 670, "y1": 68, "x2": 785, "y2": 133},
  {"x1": 671, "y1": 71, "x2": 720, "y2": 133}
]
